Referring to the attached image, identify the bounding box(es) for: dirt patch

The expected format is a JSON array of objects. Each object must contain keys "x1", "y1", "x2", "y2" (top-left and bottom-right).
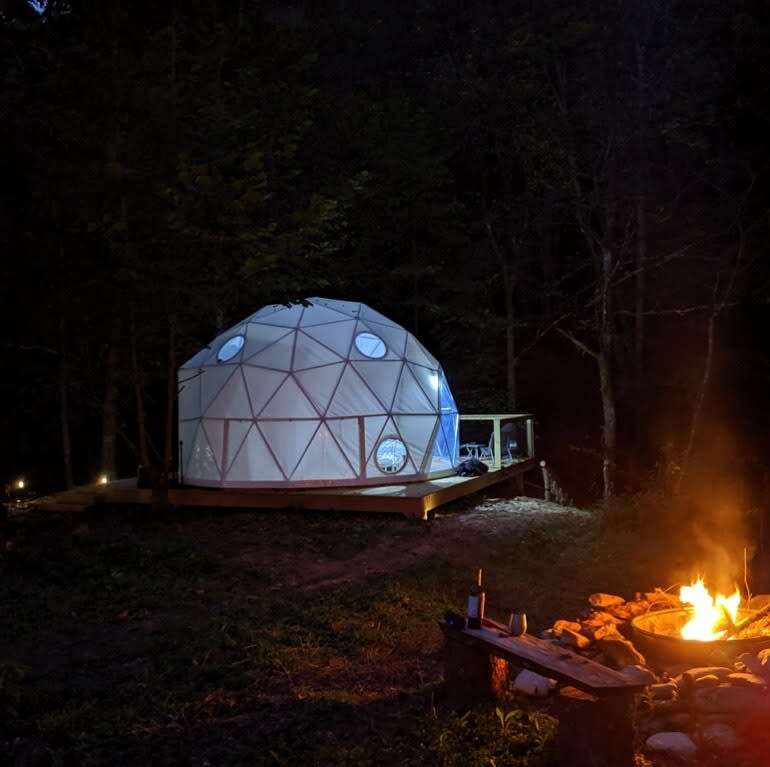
[{"x1": 172, "y1": 497, "x2": 593, "y2": 590}]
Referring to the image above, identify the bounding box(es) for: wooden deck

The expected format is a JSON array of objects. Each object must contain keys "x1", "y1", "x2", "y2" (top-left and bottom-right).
[{"x1": 33, "y1": 458, "x2": 538, "y2": 520}]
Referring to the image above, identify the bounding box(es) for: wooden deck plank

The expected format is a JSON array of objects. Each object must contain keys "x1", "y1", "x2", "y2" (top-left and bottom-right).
[{"x1": 34, "y1": 459, "x2": 537, "y2": 519}]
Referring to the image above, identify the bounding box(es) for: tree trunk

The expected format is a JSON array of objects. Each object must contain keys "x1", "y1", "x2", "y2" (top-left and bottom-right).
[
  {"x1": 633, "y1": 40, "x2": 648, "y2": 379},
  {"x1": 100, "y1": 339, "x2": 119, "y2": 479},
  {"x1": 58, "y1": 315, "x2": 74, "y2": 489},
  {"x1": 163, "y1": 313, "x2": 176, "y2": 484},
  {"x1": 130, "y1": 302, "x2": 150, "y2": 470},
  {"x1": 598, "y1": 247, "x2": 617, "y2": 501},
  {"x1": 485, "y1": 221, "x2": 518, "y2": 410},
  {"x1": 676, "y1": 310, "x2": 716, "y2": 496}
]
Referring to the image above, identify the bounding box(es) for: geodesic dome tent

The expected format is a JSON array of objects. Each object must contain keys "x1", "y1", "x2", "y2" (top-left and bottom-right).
[{"x1": 178, "y1": 298, "x2": 459, "y2": 488}]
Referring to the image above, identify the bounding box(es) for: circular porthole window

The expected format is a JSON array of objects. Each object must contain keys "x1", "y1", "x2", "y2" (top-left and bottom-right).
[
  {"x1": 355, "y1": 331, "x2": 387, "y2": 359},
  {"x1": 216, "y1": 334, "x2": 245, "y2": 363},
  {"x1": 375, "y1": 436, "x2": 408, "y2": 474}
]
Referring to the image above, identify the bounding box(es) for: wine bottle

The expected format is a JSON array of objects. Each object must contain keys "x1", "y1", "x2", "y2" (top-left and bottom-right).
[{"x1": 466, "y1": 568, "x2": 486, "y2": 629}]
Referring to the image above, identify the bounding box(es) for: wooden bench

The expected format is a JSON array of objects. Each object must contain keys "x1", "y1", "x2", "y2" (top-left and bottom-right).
[{"x1": 440, "y1": 618, "x2": 647, "y2": 767}]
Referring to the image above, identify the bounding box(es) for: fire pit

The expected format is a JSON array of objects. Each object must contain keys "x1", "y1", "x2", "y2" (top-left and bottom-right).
[{"x1": 631, "y1": 607, "x2": 770, "y2": 667}]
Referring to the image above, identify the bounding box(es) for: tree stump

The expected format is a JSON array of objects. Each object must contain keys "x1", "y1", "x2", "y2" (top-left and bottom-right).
[
  {"x1": 442, "y1": 635, "x2": 509, "y2": 707},
  {"x1": 551, "y1": 686, "x2": 636, "y2": 767}
]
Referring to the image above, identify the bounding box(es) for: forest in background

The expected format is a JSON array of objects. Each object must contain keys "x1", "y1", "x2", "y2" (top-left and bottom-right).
[{"x1": 2, "y1": 0, "x2": 769, "y2": 509}]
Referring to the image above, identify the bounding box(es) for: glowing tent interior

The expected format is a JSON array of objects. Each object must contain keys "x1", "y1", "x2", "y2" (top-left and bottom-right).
[{"x1": 177, "y1": 298, "x2": 460, "y2": 488}]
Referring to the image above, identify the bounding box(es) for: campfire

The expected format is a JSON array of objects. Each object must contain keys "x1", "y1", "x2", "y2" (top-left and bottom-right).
[
  {"x1": 678, "y1": 578, "x2": 741, "y2": 641},
  {"x1": 629, "y1": 579, "x2": 770, "y2": 667}
]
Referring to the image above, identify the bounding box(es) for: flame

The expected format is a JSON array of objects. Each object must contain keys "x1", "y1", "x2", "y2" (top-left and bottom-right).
[{"x1": 679, "y1": 578, "x2": 741, "y2": 641}]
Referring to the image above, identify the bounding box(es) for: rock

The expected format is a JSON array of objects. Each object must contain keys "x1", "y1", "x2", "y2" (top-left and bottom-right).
[
  {"x1": 553, "y1": 619, "x2": 583, "y2": 634},
  {"x1": 589, "y1": 610, "x2": 624, "y2": 626},
  {"x1": 757, "y1": 647, "x2": 770, "y2": 675},
  {"x1": 512, "y1": 669, "x2": 557, "y2": 697},
  {"x1": 645, "y1": 590, "x2": 682, "y2": 608},
  {"x1": 692, "y1": 674, "x2": 721, "y2": 690},
  {"x1": 581, "y1": 621, "x2": 619, "y2": 641},
  {"x1": 645, "y1": 732, "x2": 697, "y2": 761},
  {"x1": 595, "y1": 636, "x2": 646, "y2": 668},
  {"x1": 620, "y1": 664, "x2": 655, "y2": 685},
  {"x1": 624, "y1": 600, "x2": 650, "y2": 617},
  {"x1": 649, "y1": 682, "x2": 678, "y2": 701},
  {"x1": 757, "y1": 647, "x2": 770, "y2": 664},
  {"x1": 663, "y1": 711, "x2": 694, "y2": 730},
  {"x1": 539, "y1": 629, "x2": 558, "y2": 640},
  {"x1": 694, "y1": 684, "x2": 765, "y2": 714},
  {"x1": 588, "y1": 592, "x2": 625, "y2": 609},
  {"x1": 679, "y1": 666, "x2": 733, "y2": 690},
  {"x1": 699, "y1": 722, "x2": 742, "y2": 752},
  {"x1": 559, "y1": 628, "x2": 591, "y2": 649},
  {"x1": 735, "y1": 652, "x2": 763, "y2": 675},
  {"x1": 727, "y1": 671, "x2": 766, "y2": 689},
  {"x1": 606, "y1": 605, "x2": 632, "y2": 621}
]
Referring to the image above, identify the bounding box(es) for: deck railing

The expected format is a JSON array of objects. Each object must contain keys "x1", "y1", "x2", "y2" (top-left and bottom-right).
[{"x1": 457, "y1": 413, "x2": 535, "y2": 470}]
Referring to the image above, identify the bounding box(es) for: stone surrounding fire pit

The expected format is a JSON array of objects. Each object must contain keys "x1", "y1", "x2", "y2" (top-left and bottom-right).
[{"x1": 511, "y1": 590, "x2": 770, "y2": 764}]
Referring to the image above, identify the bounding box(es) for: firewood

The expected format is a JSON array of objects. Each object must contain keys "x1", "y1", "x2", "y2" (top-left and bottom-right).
[{"x1": 721, "y1": 603, "x2": 770, "y2": 640}]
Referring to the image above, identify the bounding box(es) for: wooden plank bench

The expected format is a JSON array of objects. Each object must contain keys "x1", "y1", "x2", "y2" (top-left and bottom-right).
[{"x1": 440, "y1": 617, "x2": 647, "y2": 767}]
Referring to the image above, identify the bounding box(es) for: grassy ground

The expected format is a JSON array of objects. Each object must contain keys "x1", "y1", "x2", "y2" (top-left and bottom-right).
[{"x1": 0, "y1": 497, "x2": 748, "y2": 765}]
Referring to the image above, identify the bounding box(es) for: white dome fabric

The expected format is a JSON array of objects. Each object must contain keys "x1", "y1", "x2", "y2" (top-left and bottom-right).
[{"x1": 178, "y1": 298, "x2": 460, "y2": 488}]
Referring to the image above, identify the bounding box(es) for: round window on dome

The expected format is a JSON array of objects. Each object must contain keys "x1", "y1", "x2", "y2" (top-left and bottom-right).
[
  {"x1": 216, "y1": 334, "x2": 245, "y2": 363},
  {"x1": 355, "y1": 331, "x2": 387, "y2": 358},
  {"x1": 375, "y1": 437, "x2": 408, "y2": 474}
]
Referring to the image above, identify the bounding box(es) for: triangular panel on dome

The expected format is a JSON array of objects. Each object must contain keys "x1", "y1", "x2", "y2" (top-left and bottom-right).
[
  {"x1": 299, "y1": 302, "x2": 353, "y2": 327},
  {"x1": 179, "y1": 346, "x2": 212, "y2": 370},
  {"x1": 357, "y1": 303, "x2": 403, "y2": 328},
  {"x1": 292, "y1": 422, "x2": 358, "y2": 480},
  {"x1": 260, "y1": 376, "x2": 320, "y2": 419},
  {"x1": 257, "y1": 419, "x2": 321, "y2": 478},
  {"x1": 294, "y1": 362, "x2": 345, "y2": 415},
  {"x1": 188, "y1": 424, "x2": 221, "y2": 481},
  {"x1": 325, "y1": 416, "x2": 368, "y2": 474},
  {"x1": 226, "y1": 424, "x2": 284, "y2": 482},
  {"x1": 326, "y1": 363, "x2": 385, "y2": 417},
  {"x1": 406, "y1": 362, "x2": 441, "y2": 410},
  {"x1": 178, "y1": 419, "x2": 200, "y2": 472},
  {"x1": 405, "y1": 334, "x2": 439, "y2": 368},
  {"x1": 201, "y1": 419, "x2": 225, "y2": 474},
  {"x1": 392, "y1": 365, "x2": 434, "y2": 414},
  {"x1": 224, "y1": 419, "x2": 253, "y2": 473},
  {"x1": 307, "y1": 297, "x2": 363, "y2": 318},
  {"x1": 251, "y1": 303, "x2": 305, "y2": 327},
  {"x1": 292, "y1": 331, "x2": 346, "y2": 370},
  {"x1": 241, "y1": 366, "x2": 289, "y2": 417},
  {"x1": 178, "y1": 371, "x2": 202, "y2": 422},
  {"x1": 205, "y1": 368, "x2": 252, "y2": 420},
  {"x1": 302, "y1": 321, "x2": 356, "y2": 359},
  {"x1": 200, "y1": 365, "x2": 239, "y2": 415},
  {"x1": 350, "y1": 360, "x2": 403, "y2": 410},
  {"x1": 242, "y1": 323, "x2": 294, "y2": 361},
  {"x1": 241, "y1": 331, "x2": 296, "y2": 372},
  {"x1": 249, "y1": 304, "x2": 284, "y2": 321}
]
